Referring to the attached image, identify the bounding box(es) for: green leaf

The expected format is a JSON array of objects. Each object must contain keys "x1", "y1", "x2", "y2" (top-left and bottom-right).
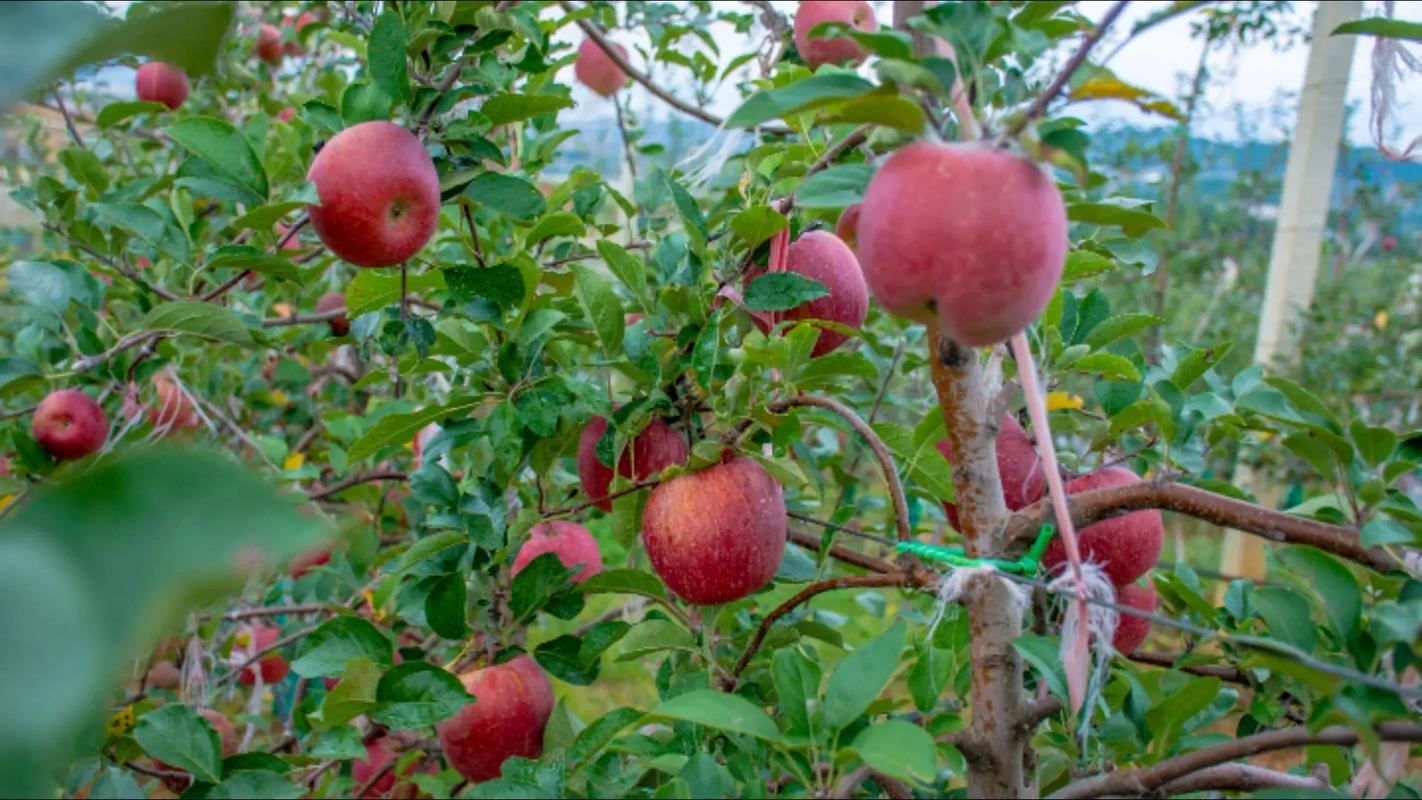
[
  {"x1": 534, "y1": 621, "x2": 629, "y2": 685},
  {"x1": 142, "y1": 301, "x2": 253, "y2": 345},
  {"x1": 1082, "y1": 313, "x2": 1162, "y2": 350},
  {"x1": 1350, "y1": 419, "x2": 1397, "y2": 468},
  {"x1": 0, "y1": 2, "x2": 233, "y2": 112},
  {"x1": 206, "y1": 246, "x2": 300, "y2": 283},
  {"x1": 744, "y1": 273, "x2": 830, "y2": 312},
  {"x1": 727, "y1": 73, "x2": 876, "y2": 128},
  {"x1": 510, "y1": 552, "x2": 581, "y2": 624},
  {"x1": 1067, "y1": 200, "x2": 1164, "y2": 238},
  {"x1": 465, "y1": 172, "x2": 546, "y2": 221},
  {"x1": 1252, "y1": 587, "x2": 1316, "y2": 653},
  {"x1": 821, "y1": 94, "x2": 926, "y2": 133},
  {"x1": 7, "y1": 261, "x2": 71, "y2": 316},
  {"x1": 568, "y1": 707, "x2": 643, "y2": 769},
  {"x1": 1361, "y1": 517, "x2": 1415, "y2": 547},
  {"x1": 131, "y1": 704, "x2": 223, "y2": 785},
  {"x1": 59, "y1": 147, "x2": 108, "y2": 195},
  {"x1": 341, "y1": 81, "x2": 392, "y2": 125},
  {"x1": 613, "y1": 619, "x2": 696, "y2": 661},
  {"x1": 291, "y1": 616, "x2": 394, "y2": 678},
  {"x1": 310, "y1": 658, "x2": 380, "y2": 730},
  {"x1": 1333, "y1": 17, "x2": 1422, "y2": 42},
  {"x1": 823, "y1": 621, "x2": 905, "y2": 730},
  {"x1": 1170, "y1": 343, "x2": 1232, "y2": 388},
  {"x1": 399, "y1": 531, "x2": 471, "y2": 571},
  {"x1": 1143, "y1": 676, "x2": 1222, "y2": 755},
  {"x1": 1062, "y1": 250, "x2": 1119, "y2": 283},
  {"x1": 772, "y1": 648, "x2": 822, "y2": 735},
  {"x1": 578, "y1": 568, "x2": 668, "y2": 601},
  {"x1": 571, "y1": 263, "x2": 623, "y2": 356},
  {"x1": 847, "y1": 720, "x2": 937, "y2": 784},
  {"x1": 526, "y1": 211, "x2": 585, "y2": 245},
  {"x1": 444, "y1": 263, "x2": 525, "y2": 309},
  {"x1": 1277, "y1": 547, "x2": 1361, "y2": 645},
  {"x1": 596, "y1": 240, "x2": 649, "y2": 304},
  {"x1": 426, "y1": 573, "x2": 469, "y2": 640},
  {"x1": 372, "y1": 662, "x2": 473, "y2": 729},
  {"x1": 648, "y1": 690, "x2": 782, "y2": 741},
  {"x1": 345, "y1": 269, "x2": 446, "y2": 317},
  {"x1": 1013, "y1": 634, "x2": 1067, "y2": 702},
  {"x1": 349, "y1": 399, "x2": 480, "y2": 462},
  {"x1": 367, "y1": 11, "x2": 410, "y2": 102},
  {"x1": 231, "y1": 202, "x2": 306, "y2": 233},
  {"x1": 209, "y1": 771, "x2": 302, "y2": 799},
  {"x1": 95, "y1": 100, "x2": 169, "y2": 128},
  {"x1": 165, "y1": 117, "x2": 269, "y2": 201},
  {"x1": 483, "y1": 93, "x2": 575, "y2": 126},
  {"x1": 730, "y1": 205, "x2": 789, "y2": 249},
  {"x1": 1070, "y1": 352, "x2": 1140, "y2": 382},
  {"x1": 796, "y1": 163, "x2": 874, "y2": 209},
  {"x1": 91, "y1": 203, "x2": 191, "y2": 263}
]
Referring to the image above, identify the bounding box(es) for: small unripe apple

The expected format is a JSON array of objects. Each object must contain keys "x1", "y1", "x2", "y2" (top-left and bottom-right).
[
  {"x1": 256, "y1": 23, "x2": 284, "y2": 64},
  {"x1": 146, "y1": 660, "x2": 181, "y2": 690},
  {"x1": 1042, "y1": 466, "x2": 1163, "y2": 586},
  {"x1": 135, "y1": 62, "x2": 189, "y2": 111},
  {"x1": 937, "y1": 413, "x2": 1044, "y2": 530},
  {"x1": 793, "y1": 0, "x2": 876, "y2": 69},
  {"x1": 857, "y1": 142, "x2": 1067, "y2": 346},
  {"x1": 148, "y1": 372, "x2": 201, "y2": 433},
  {"x1": 513, "y1": 521, "x2": 604, "y2": 582},
  {"x1": 750, "y1": 230, "x2": 867, "y2": 357},
  {"x1": 574, "y1": 38, "x2": 628, "y2": 98},
  {"x1": 316, "y1": 291, "x2": 349, "y2": 336},
  {"x1": 282, "y1": 12, "x2": 318, "y2": 55},
  {"x1": 835, "y1": 203, "x2": 861, "y2": 251},
  {"x1": 1112, "y1": 575, "x2": 1156, "y2": 654},
  {"x1": 577, "y1": 415, "x2": 690, "y2": 511},
  {"x1": 289, "y1": 546, "x2": 331, "y2": 579},
  {"x1": 642, "y1": 457, "x2": 786, "y2": 605},
  {"x1": 307, "y1": 121, "x2": 441, "y2": 268},
  {"x1": 237, "y1": 625, "x2": 291, "y2": 686},
  {"x1": 436, "y1": 656, "x2": 554, "y2": 783},
  {"x1": 32, "y1": 389, "x2": 108, "y2": 461}
]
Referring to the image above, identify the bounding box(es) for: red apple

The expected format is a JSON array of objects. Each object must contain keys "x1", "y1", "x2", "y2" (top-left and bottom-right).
[
  {"x1": 835, "y1": 203, "x2": 862, "y2": 251},
  {"x1": 148, "y1": 372, "x2": 201, "y2": 433},
  {"x1": 1042, "y1": 466, "x2": 1163, "y2": 586},
  {"x1": 289, "y1": 546, "x2": 331, "y2": 579},
  {"x1": 277, "y1": 106, "x2": 296, "y2": 122},
  {"x1": 316, "y1": 291, "x2": 349, "y2": 336},
  {"x1": 237, "y1": 625, "x2": 291, "y2": 686},
  {"x1": 256, "y1": 23, "x2": 284, "y2": 64},
  {"x1": 857, "y1": 142, "x2": 1067, "y2": 346},
  {"x1": 146, "y1": 660, "x2": 181, "y2": 690},
  {"x1": 351, "y1": 737, "x2": 423, "y2": 798},
  {"x1": 1383, "y1": 235, "x2": 1398, "y2": 253},
  {"x1": 33, "y1": 389, "x2": 108, "y2": 461},
  {"x1": 307, "y1": 121, "x2": 441, "y2": 268},
  {"x1": 749, "y1": 230, "x2": 867, "y2": 357},
  {"x1": 436, "y1": 656, "x2": 554, "y2": 783},
  {"x1": 577, "y1": 415, "x2": 690, "y2": 511},
  {"x1": 1112, "y1": 575, "x2": 1156, "y2": 654},
  {"x1": 282, "y1": 12, "x2": 318, "y2": 55},
  {"x1": 512, "y1": 521, "x2": 604, "y2": 582},
  {"x1": 642, "y1": 457, "x2": 786, "y2": 605},
  {"x1": 793, "y1": 0, "x2": 876, "y2": 69},
  {"x1": 574, "y1": 38, "x2": 628, "y2": 98},
  {"x1": 135, "y1": 62, "x2": 189, "y2": 111},
  {"x1": 937, "y1": 413, "x2": 1044, "y2": 530}
]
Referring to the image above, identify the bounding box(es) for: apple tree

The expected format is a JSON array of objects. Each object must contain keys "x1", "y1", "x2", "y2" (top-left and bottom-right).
[{"x1": 2, "y1": 1, "x2": 1421, "y2": 798}]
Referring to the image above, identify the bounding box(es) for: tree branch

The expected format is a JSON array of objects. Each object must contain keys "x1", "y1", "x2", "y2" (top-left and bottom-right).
[
  {"x1": 71, "y1": 330, "x2": 165, "y2": 373},
  {"x1": 1127, "y1": 650, "x2": 1247, "y2": 684},
  {"x1": 1051, "y1": 722, "x2": 1422, "y2": 799},
  {"x1": 216, "y1": 624, "x2": 320, "y2": 687},
  {"x1": 1156, "y1": 763, "x2": 1328, "y2": 796},
  {"x1": 788, "y1": 524, "x2": 896, "y2": 575},
  {"x1": 1003, "y1": 479, "x2": 1403, "y2": 574},
  {"x1": 559, "y1": 0, "x2": 790, "y2": 135},
  {"x1": 542, "y1": 476, "x2": 663, "y2": 518},
  {"x1": 262, "y1": 308, "x2": 348, "y2": 327},
  {"x1": 307, "y1": 470, "x2": 408, "y2": 502},
  {"x1": 199, "y1": 216, "x2": 308, "y2": 302},
  {"x1": 770, "y1": 395, "x2": 911, "y2": 541},
  {"x1": 1001, "y1": 0, "x2": 1130, "y2": 141},
  {"x1": 417, "y1": 56, "x2": 467, "y2": 130},
  {"x1": 223, "y1": 604, "x2": 328, "y2": 621},
  {"x1": 774, "y1": 125, "x2": 872, "y2": 215},
  {"x1": 51, "y1": 89, "x2": 86, "y2": 148}
]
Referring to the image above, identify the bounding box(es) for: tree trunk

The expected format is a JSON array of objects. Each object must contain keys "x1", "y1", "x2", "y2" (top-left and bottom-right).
[{"x1": 1221, "y1": 0, "x2": 1361, "y2": 583}]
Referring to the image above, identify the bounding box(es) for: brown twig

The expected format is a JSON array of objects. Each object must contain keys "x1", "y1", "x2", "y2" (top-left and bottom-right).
[
  {"x1": 1127, "y1": 650, "x2": 1247, "y2": 684},
  {"x1": 417, "y1": 56, "x2": 467, "y2": 130},
  {"x1": 262, "y1": 308, "x2": 347, "y2": 327},
  {"x1": 769, "y1": 395, "x2": 911, "y2": 541},
  {"x1": 1000, "y1": 0, "x2": 1130, "y2": 142},
  {"x1": 541, "y1": 477, "x2": 662, "y2": 518},
  {"x1": 216, "y1": 625, "x2": 320, "y2": 687},
  {"x1": 546, "y1": 241, "x2": 651, "y2": 268},
  {"x1": 1003, "y1": 479, "x2": 1402, "y2": 574},
  {"x1": 307, "y1": 470, "x2": 409, "y2": 502},
  {"x1": 353, "y1": 761, "x2": 396, "y2": 798},
  {"x1": 0, "y1": 403, "x2": 38, "y2": 420},
  {"x1": 1049, "y1": 721, "x2": 1422, "y2": 799},
  {"x1": 71, "y1": 330, "x2": 165, "y2": 373},
  {"x1": 1156, "y1": 763, "x2": 1328, "y2": 795},
  {"x1": 199, "y1": 216, "x2": 308, "y2": 302},
  {"x1": 223, "y1": 604, "x2": 328, "y2": 621},
  {"x1": 788, "y1": 525, "x2": 896, "y2": 575},
  {"x1": 52, "y1": 89, "x2": 87, "y2": 148},
  {"x1": 775, "y1": 125, "x2": 871, "y2": 215}
]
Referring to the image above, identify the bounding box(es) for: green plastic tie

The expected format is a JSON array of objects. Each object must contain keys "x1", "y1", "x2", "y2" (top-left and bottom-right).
[{"x1": 894, "y1": 524, "x2": 1055, "y2": 576}]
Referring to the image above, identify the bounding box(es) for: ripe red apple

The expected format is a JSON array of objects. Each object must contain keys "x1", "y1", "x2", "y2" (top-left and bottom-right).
[
  {"x1": 937, "y1": 412, "x2": 1044, "y2": 530},
  {"x1": 512, "y1": 521, "x2": 604, "y2": 582},
  {"x1": 577, "y1": 415, "x2": 690, "y2": 511},
  {"x1": 148, "y1": 372, "x2": 201, "y2": 432},
  {"x1": 134, "y1": 62, "x2": 189, "y2": 111},
  {"x1": 835, "y1": 203, "x2": 861, "y2": 251},
  {"x1": 436, "y1": 656, "x2": 554, "y2": 783},
  {"x1": 256, "y1": 23, "x2": 284, "y2": 64},
  {"x1": 1042, "y1": 466, "x2": 1163, "y2": 586},
  {"x1": 289, "y1": 545, "x2": 332, "y2": 579},
  {"x1": 1383, "y1": 235, "x2": 1398, "y2": 253},
  {"x1": 32, "y1": 389, "x2": 108, "y2": 461},
  {"x1": 352, "y1": 737, "x2": 424, "y2": 798},
  {"x1": 277, "y1": 106, "x2": 296, "y2": 122},
  {"x1": 857, "y1": 142, "x2": 1067, "y2": 346},
  {"x1": 1112, "y1": 575, "x2": 1156, "y2": 654},
  {"x1": 642, "y1": 457, "x2": 787, "y2": 605},
  {"x1": 237, "y1": 625, "x2": 291, "y2": 686},
  {"x1": 282, "y1": 12, "x2": 318, "y2": 55},
  {"x1": 793, "y1": 0, "x2": 876, "y2": 69},
  {"x1": 574, "y1": 38, "x2": 628, "y2": 98},
  {"x1": 749, "y1": 230, "x2": 867, "y2": 357},
  {"x1": 146, "y1": 660, "x2": 181, "y2": 690},
  {"x1": 307, "y1": 121, "x2": 441, "y2": 268},
  {"x1": 316, "y1": 291, "x2": 349, "y2": 336}
]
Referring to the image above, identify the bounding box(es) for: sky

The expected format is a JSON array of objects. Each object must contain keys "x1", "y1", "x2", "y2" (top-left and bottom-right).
[{"x1": 558, "y1": 0, "x2": 1422, "y2": 148}]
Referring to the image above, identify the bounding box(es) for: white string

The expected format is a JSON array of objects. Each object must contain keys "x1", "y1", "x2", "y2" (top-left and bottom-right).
[
  {"x1": 1049, "y1": 562, "x2": 1119, "y2": 745},
  {"x1": 925, "y1": 564, "x2": 1030, "y2": 642}
]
